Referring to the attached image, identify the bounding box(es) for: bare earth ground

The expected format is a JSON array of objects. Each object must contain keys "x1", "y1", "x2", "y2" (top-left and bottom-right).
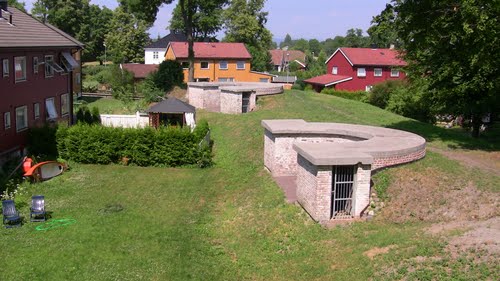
[
  {"x1": 379, "y1": 147, "x2": 500, "y2": 260},
  {"x1": 166, "y1": 86, "x2": 188, "y2": 102}
]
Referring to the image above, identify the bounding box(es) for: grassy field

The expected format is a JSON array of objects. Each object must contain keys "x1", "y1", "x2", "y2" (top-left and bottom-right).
[{"x1": 1, "y1": 90, "x2": 498, "y2": 280}]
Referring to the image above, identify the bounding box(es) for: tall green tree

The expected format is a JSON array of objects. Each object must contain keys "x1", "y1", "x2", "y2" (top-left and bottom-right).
[
  {"x1": 280, "y1": 33, "x2": 292, "y2": 49},
  {"x1": 368, "y1": 4, "x2": 399, "y2": 48},
  {"x1": 344, "y1": 28, "x2": 370, "y2": 47},
  {"x1": 391, "y1": 0, "x2": 500, "y2": 137},
  {"x1": 308, "y1": 39, "x2": 321, "y2": 56},
  {"x1": 104, "y1": 6, "x2": 150, "y2": 63},
  {"x1": 78, "y1": 5, "x2": 114, "y2": 62},
  {"x1": 120, "y1": 0, "x2": 226, "y2": 82},
  {"x1": 31, "y1": 0, "x2": 90, "y2": 38},
  {"x1": 7, "y1": 0, "x2": 26, "y2": 12},
  {"x1": 223, "y1": 0, "x2": 273, "y2": 71}
]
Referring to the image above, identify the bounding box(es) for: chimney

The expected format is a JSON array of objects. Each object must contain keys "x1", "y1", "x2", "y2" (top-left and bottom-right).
[{"x1": 0, "y1": 0, "x2": 7, "y2": 18}]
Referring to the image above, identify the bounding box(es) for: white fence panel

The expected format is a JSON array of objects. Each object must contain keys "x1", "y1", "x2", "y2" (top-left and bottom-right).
[{"x1": 100, "y1": 111, "x2": 149, "y2": 128}]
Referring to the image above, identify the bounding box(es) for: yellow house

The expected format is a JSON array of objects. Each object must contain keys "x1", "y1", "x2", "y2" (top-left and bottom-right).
[{"x1": 165, "y1": 42, "x2": 274, "y2": 83}]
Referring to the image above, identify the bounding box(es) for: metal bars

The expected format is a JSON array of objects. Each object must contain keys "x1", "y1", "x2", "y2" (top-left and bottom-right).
[{"x1": 331, "y1": 165, "x2": 355, "y2": 219}]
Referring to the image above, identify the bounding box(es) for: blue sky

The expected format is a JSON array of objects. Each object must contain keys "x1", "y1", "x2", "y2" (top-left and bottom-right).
[{"x1": 23, "y1": 0, "x2": 391, "y2": 41}]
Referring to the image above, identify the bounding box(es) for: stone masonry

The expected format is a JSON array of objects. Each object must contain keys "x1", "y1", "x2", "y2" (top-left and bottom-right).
[{"x1": 262, "y1": 119, "x2": 426, "y2": 223}]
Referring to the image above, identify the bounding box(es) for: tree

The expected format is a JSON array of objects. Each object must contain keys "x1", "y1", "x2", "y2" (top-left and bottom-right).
[
  {"x1": 104, "y1": 6, "x2": 150, "y2": 64},
  {"x1": 78, "y1": 5, "x2": 114, "y2": 62},
  {"x1": 344, "y1": 28, "x2": 369, "y2": 47},
  {"x1": 169, "y1": 0, "x2": 225, "y2": 42},
  {"x1": 8, "y1": 0, "x2": 26, "y2": 12},
  {"x1": 392, "y1": 0, "x2": 500, "y2": 137},
  {"x1": 120, "y1": 0, "x2": 226, "y2": 82},
  {"x1": 280, "y1": 33, "x2": 292, "y2": 49},
  {"x1": 151, "y1": 60, "x2": 184, "y2": 92},
  {"x1": 292, "y1": 39, "x2": 309, "y2": 52},
  {"x1": 308, "y1": 39, "x2": 321, "y2": 56},
  {"x1": 223, "y1": 0, "x2": 273, "y2": 71},
  {"x1": 31, "y1": 0, "x2": 90, "y2": 38},
  {"x1": 368, "y1": 4, "x2": 399, "y2": 48}
]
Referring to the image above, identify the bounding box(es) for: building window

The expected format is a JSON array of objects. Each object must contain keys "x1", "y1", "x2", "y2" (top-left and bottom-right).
[
  {"x1": 357, "y1": 67, "x2": 366, "y2": 77},
  {"x1": 366, "y1": 85, "x2": 373, "y2": 92},
  {"x1": 45, "y1": 55, "x2": 54, "y2": 77},
  {"x1": 34, "y1": 103, "x2": 40, "y2": 119},
  {"x1": 374, "y1": 68, "x2": 383, "y2": 77},
  {"x1": 236, "y1": 61, "x2": 245, "y2": 70},
  {"x1": 219, "y1": 61, "x2": 228, "y2": 70},
  {"x1": 200, "y1": 61, "x2": 209, "y2": 69},
  {"x1": 391, "y1": 69, "x2": 400, "y2": 77},
  {"x1": 61, "y1": 94, "x2": 69, "y2": 116},
  {"x1": 45, "y1": 97, "x2": 58, "y2": 120},
  {"x1": 332, "y1": 66, "x2": 338, "y2": 75},
  {"x1": 33, "y1": 57, "x2": 39, "y2": 74},
  {"x1": 14, "y1": 57, "x2": 27, "y2": 82},
  {"x1": 181, "y1": 62, "x2": 189, "y2": 69},
  {"x1": 218, "y1": 77, "x2": 234, "y2": 82},
  {"x1": 4, "y1": 112, "x2": 11, "y2": 129},
  {"x1": 2, "y1": 59, "x2": 9, "y2": 77},
  {"x1": 259, "y1": 78, "x2": 269, "y2": 83},
  {"x1": 153, "y1": 51, "x2": 159, "y2": 59},
  {"x1": 15, "y1": 106, "x2": 28, "y2": 132}
]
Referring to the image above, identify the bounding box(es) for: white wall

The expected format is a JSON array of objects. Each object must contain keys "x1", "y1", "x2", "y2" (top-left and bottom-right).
[
  {"x1": 100, "y1": 112, "x2": 149, "y2": 128},
  {"x1": 144, "y1": 48, "x2": 166, "y2": 65}
]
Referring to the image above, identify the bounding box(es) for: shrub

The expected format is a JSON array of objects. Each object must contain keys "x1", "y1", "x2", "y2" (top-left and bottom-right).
[
  {"x1": 137, "y1": 76, "x2": 165, "y2": 103},
  {"x1": 27, "y1": 125, "x2": 59, "y2": 158},
  {"x1": 56, "y1": 123, "x2": 213, "y2": 167},
  {"x1": 82, "y1": 80, "x2": 99, "y2": 92},
  {"x1": 76, "y1": 106, "x2": 101, "y2": 125},
  {"x1": 106, "y1": 65, "x2": 135, "y2": 102},
  {"x1": 151, "y1": 60, "x2": 184, "y2": 92},
  {"x1": 321, "y1": 88, "x2": 368, "y2": 102},
  {"x1": 368, "y1": 80, "x2": 405, "y2": 108},
  {"x1": 385, "y1": 81, "x2": 435, "y2": 123}
]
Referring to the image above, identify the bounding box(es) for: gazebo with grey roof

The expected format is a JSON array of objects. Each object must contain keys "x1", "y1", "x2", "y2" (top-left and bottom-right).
[{"x1": 147, "y1": 98, "x2": 196, "y2": 129}]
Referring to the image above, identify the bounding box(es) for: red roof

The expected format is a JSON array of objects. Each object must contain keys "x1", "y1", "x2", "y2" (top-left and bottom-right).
[
  {"x1": 303, "y1": 74, "x2": 352, "y2": 86},
  {"x1": 121, "y1": 64, "x2": 158, "y2": 79},
  {"x1": 269, "y1": 49, "x2": 306, "y2": 66},
  {"x1": 327, "y1": 48, "x2": 406, "y2": 66},
  {"x1": 169, "y1": 42, "x2": 252, "y2": 59}
]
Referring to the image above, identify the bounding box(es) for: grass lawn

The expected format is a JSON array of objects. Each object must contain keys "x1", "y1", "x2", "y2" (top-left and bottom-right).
[{"x1": 1, "y1": 90, "x2": 498, "y2": 280}]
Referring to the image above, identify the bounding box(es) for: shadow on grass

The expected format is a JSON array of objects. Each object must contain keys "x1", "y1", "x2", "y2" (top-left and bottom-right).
[
  {"x1": 386, "y1": 119, "x2": 500, "y2": 151},
  {"x1": 77, "y1": 96, "x2": 103, "y2": 103}
]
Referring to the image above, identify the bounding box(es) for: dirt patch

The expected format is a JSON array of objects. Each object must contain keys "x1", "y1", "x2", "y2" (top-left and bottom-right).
[
  {"x1": 166, "y1": 86, "x2": 188, "y2": 102},
  {"x1": 429, "y1": 147, "x2": 500, "y2": 177},
  {"x1": 427, "y1": 217, "x2": 500, "y2": 258},
  {"x1": 380, "y1": 167, "x2": 498, "y2": 223},
  {"x1": 364, "y1": 245, "x2": 397, "y2": 260}
]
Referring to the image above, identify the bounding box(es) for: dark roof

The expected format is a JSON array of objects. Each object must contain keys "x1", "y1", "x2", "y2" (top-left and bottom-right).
[
  {"x1": 145, "y1": 31, "x2": 187, "y2": 49},
  {"x1": 121, "y1": 64, "x2": 158, "y2": 79},
  {"x1": 0, "y1": 7, "x2": 83, "y2": 48},
  {"x1": 147, "y1": 98, "x2": 196, "y2": 114}
]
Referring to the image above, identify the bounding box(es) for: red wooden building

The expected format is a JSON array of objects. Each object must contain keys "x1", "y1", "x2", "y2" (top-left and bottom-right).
[
  {"x1": 304, "y1": 47, "x2": 407, "y2": 92},
  {"x1": 0, "y1": 2, "x2": 83, "y2": 159}
]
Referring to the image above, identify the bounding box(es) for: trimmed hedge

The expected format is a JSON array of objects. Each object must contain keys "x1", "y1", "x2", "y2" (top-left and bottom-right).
[
  {"x1": 320, "y1": 88, "x2": 368, "y2": 102},
  {"x1": 56, "y1": 122, "x2": 212, "y2": 167}
]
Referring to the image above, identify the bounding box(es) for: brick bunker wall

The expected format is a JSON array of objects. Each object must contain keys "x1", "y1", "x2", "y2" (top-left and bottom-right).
[
  {"x1": 296, "y1": 154, "x2": 320, "y2": 220},
  {"x1": 266, "y1": 133, "x2": 358, "y2": 177},
  {"x1": 188, "y1": 86, "x2": 221, "y2": 112},
  {"x1": 371, "y1": 148, "x2": 426, "y2": 171},
  {"x1": 220, "y1": 90, "x2": 243, "y2": 114}
]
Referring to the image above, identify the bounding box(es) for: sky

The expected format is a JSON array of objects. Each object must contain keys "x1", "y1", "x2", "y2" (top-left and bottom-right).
[{"x1": 22, "y1": 0, "x2": 391, "y2": 42}]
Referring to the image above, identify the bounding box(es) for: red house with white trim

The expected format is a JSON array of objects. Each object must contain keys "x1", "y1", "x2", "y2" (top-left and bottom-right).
[
  {"x1": 0, "y1": 2, "x2": 83, "y2": 159},
  {"x1": 304, "y1": 47, "x2": 406, "y2": 92}
]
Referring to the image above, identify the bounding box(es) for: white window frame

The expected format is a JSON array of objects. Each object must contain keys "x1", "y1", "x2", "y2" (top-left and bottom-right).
[
  {"x1": 45, "y1": 55, "x2": 54, "y2": 78},
  {"x1": 153, "y1": 51, "x2": 159, "y2": 59},
  {"x1": 4, "y1": 112, "x2": 11, "y2": 130},
  {"x1": 259, "y1": 78, "x2": 269, "y2": 83},
  {"x1": 61, "y1": 93, "x2": 69, "y2": 116},
  {"x1": 357, "y1": 67, "x2": 366, "y2": 77},
  {"x1": 45, "y1": 97, "x2": 58, "y2": 120},
  {"x1": 200, "y1": 61, "x2": 209, "y2": 70},
  {"x1": 219, "y1": 61, "x2": 228, "y2": 70},
  {"x1": 2, "y1": 59, "x2": 9, "y2": 77},
  {"x1": 391, "y1": 69, "x2": 400, "y2": 77},
  {"x1": 34, "y1": 103, "x2": 40, "y2": 119},
  {"x1": 14, "y1": 56, "x2": 27, "y2": 82},
  {"x1": 332, "y1": 66, "x2": 338, "y2": 75},
  {"x1": 33, "y1": 57, "x2": 39, "y2": 74},
  {"x1": 15, "y1": 106, "x2": 28, "y2": 132},
  {"x1": 236, "y1": 61, "x2": 245, "y2": 70},
  {"x1": 374, "y1": 68, "x2": 383, "y2": 77}
]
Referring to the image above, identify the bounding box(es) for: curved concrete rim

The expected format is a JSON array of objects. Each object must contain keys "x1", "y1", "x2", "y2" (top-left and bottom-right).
[{"x1": 262, "y1": 119, "x2": 426, "y2": 166}]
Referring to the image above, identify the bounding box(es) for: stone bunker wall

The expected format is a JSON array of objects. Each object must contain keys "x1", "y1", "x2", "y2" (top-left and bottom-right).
[{"x1": 188, "y1": 82, "x2": 283, "y2": 114}]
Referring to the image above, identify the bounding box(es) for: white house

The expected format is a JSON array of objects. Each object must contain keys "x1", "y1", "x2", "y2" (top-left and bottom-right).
[{"x1": 144, "y1": 31, "x2": 187, "y2": 65}]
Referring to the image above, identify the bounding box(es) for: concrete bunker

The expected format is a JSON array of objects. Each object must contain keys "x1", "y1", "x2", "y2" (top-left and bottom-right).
[
  {"x1": 262, "y1": 119, "x2": 426, "y2": 224},
  {"x1": 188, "y1": 82, "x2": 283, "y2": 114}
]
